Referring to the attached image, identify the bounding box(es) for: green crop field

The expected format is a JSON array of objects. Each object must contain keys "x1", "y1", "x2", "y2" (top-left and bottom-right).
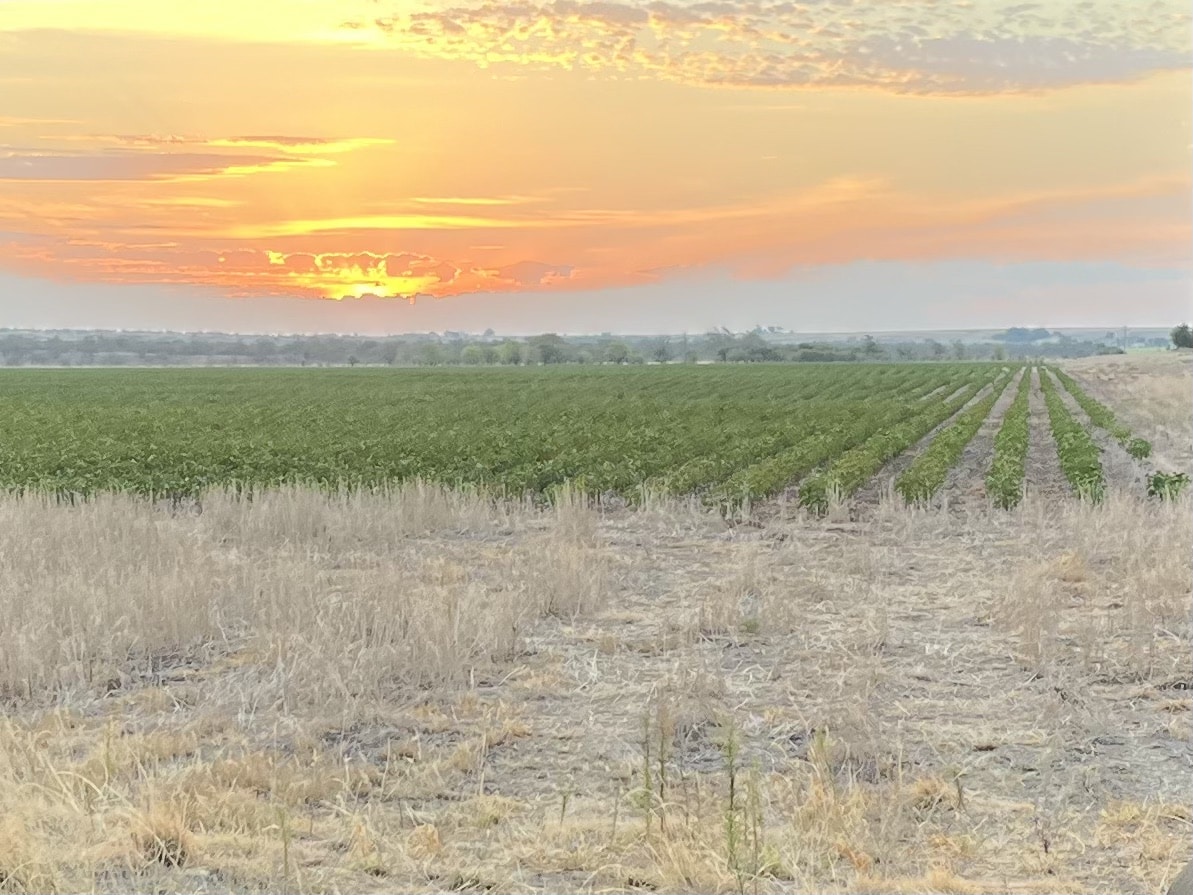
[
  {"x1": 0, "y1": 364, "x2": 1005, "y2": 501},
  {"x1": 0, "y1": 361, "x2": 1160, "y2": 507}
]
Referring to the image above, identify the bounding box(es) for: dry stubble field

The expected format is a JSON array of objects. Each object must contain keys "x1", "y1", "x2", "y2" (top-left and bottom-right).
[{"x1": 0, "y1": 354, "x2": 1189, "y2": 894}]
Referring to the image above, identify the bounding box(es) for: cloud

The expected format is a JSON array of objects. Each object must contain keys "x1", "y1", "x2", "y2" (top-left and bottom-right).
[
  {"x1": 255, "y1": 251, "x2": 587, "y2": 298},
  {"x1": 2, "y1": 164, "x2": 1187, "y2": 305},
  {"x1": 410, "y1": 195, "x2": 543, "y2": 206},
  {"x1": 225, "y1": 213, "x2": 533, "y2": 238},
  {"x1": 490, "y1": 259, "x2": 575, "y2": 285},
  {"x1": 852, "y1": 33, "x2": 1189, "y2": 93},
  {"x1": 0, "y1": 115, "x2": 78, "y2": 128},
  {"x1": 0, "y1": 237, "x2": 582, "y2": 301},
  {"x1": 206, "y1": 136, "x2": 395, "y2": 154},
  {"x1": 0, "y1": 149, "x2": 324, "y2": 182},
  {"x1": 356, "y1": 0, "x2": 1191, "y2": 94},
  {"x1": 107, "y1": 134, "x2": 195, "y2": 147}
]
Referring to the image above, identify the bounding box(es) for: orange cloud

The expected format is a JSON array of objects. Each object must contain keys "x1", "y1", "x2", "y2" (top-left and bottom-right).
[
  {"x1": 0, "y1": 149, "x2": 329, "y2": 183},
  {"x1": 224, "y1": 214, "x2": 534, "y2": 239},
  {"x1": 2, "y1": 170, "x2": 1186, "y2": 303},
  {"x1": 206, "y1": 136, "x2": 395, "y2": 154}
]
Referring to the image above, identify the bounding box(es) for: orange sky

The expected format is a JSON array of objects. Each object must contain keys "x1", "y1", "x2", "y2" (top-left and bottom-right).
[{"x1": 0, "y1": 0, "x2": 1189, "y2": 331}]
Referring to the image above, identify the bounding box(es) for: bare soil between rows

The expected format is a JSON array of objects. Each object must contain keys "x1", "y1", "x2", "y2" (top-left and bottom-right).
[
  {"x1": 1043, "y1": 369, "x2": 1153, "y2": 497},
  {"x1": 1021, "y1": 367, "x2": 1070, "y2": 503},
  {"x1": 847, "y1": 380, "x2": 1001, "y2": 517},
  {"x1": 934, "y1": 367, "x2": 1026, "y2": 510}
]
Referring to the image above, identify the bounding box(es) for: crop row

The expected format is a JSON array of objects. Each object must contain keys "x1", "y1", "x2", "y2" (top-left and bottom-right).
[
  {"x1": 707, "y1": 367, "x2": 987, "y2": 504},
  {"x1": 984, "y1": 369, "x2": 1032, "y2": 508},
  {"x1": 1039, "y1": 369, "x2": 1104, "y2": 501},
  {"x1": 1049, "y1": 368, "x2": 1151, "y2": 459},
  {"x1": 797, "y1": 370, "x2": 1011, "y2": 512},
  {"x1": 894, "y1": 373, "x2": 1014, "y2": 504},
  {"x1": 654, "y1": 364, "x2": 952, "y2": 497}
]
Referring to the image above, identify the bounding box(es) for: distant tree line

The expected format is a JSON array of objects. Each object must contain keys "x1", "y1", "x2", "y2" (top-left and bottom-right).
[{"x1": 0, "y1": 326, "x2": 1130, "y2": 368}]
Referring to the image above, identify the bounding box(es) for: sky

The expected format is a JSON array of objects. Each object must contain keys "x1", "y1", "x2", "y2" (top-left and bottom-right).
[{"x1": 0, "y1": 0, "x2": 1189, "y2": 335}]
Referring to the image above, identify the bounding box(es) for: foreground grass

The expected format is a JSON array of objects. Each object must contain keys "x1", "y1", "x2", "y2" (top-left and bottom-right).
[{"x1": 0, "y1": 483, "x2": 1189, "y2": 894}]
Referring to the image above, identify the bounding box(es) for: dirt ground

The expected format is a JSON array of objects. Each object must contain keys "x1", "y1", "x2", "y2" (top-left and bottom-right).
[{"x1": 0, "y1": 355, "x2": 1189, "y2": 895}]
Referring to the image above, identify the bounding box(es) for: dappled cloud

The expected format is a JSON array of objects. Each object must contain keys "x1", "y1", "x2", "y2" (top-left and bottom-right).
[{"x1": 358, "y1": 0, "x2": 1191, "y2": 94}]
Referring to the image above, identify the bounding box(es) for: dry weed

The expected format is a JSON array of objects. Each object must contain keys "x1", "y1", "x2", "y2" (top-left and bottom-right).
[{"x1": 0, "y1": 483, "x2": 605, "y2": 703}]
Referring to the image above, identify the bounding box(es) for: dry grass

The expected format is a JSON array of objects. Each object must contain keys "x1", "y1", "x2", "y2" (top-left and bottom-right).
[
  {"x1": 0, "y1": 482, "x2": 604, "y2": 703},
  {"x1": 1064, "y1": 351, "x2": 1193, "y2": 474},
  {"x1": 0, "y1": 481, "x2": 1186, "y2": 893}
]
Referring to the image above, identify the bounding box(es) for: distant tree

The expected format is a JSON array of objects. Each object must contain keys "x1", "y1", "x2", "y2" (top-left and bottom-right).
[
  {"x1": 895, "y1": 345, "x2": 914, "y2": 361},
  {"x1": 733, "y1": 332, "x2": 781, "y2": 362},
  {"x1": 529, "y1": 333, "x2": 569, "y2": 364},
  {"x1": 992, "y1": 344, "x2": 1007, "y2": 361},
  {"x1": 650, "y1": 338, "x2": 673, "y2": 363},
  {"x1": 927, "y1": 339, "x2": 946, "y2": 359},
  {"x1": 416, "y1": 342, "x2": 444, "y2": 366},
  {"x1": 441, "y1": 341, "x2": 464, "y2": 364},
  {"x1": 705, "y1": 330, "x2": 736, "y2": 362},
  {"x1": 604, "y1": 341, "x2": 631, "y2": 364},
  {"x1": 1171, "y1": 323, "x2": 1193, "y2": 349},
  {"x1": 951, "y1": 340, "x2": 965, "y2": 360},
  {"x1": 499, "y1": 341, "x2": 523, "y2": 365},
  {"x1": 1001, "y1": 327, "x2": 1053, "y2": 344},
  {"x1": 861, "y1": 335, "x2": 882, "y2": 358},
  {"x1": 481, "y1": 345, "x2": 499, "y2": 364},
  {"x1": 461, "y1": 345, "x2": 484, "y2": 365},
  {"x1": 347, "y1": 354, "x2": 360, "y2": 367}
]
